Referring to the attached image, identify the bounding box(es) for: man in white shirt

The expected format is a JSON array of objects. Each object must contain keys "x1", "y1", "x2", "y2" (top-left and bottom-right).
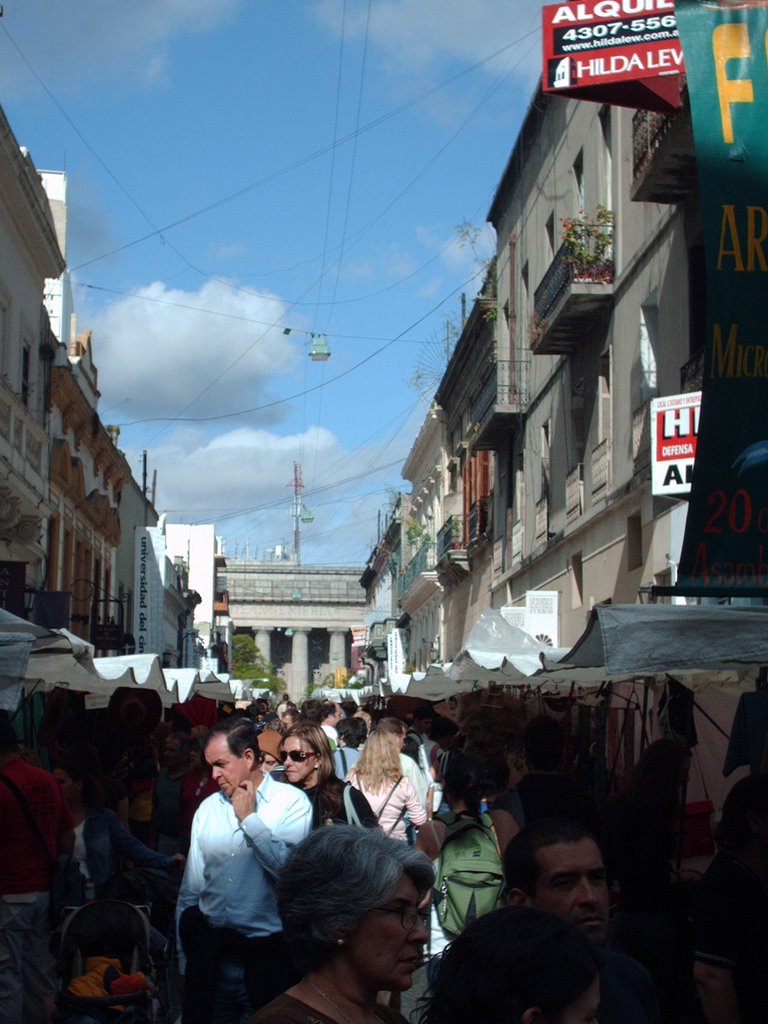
[
  {"x1": 177, "y1": 716, "x2": 312, "y2": 1023},
  {"x1": 319, "y1": 700, "x2": 343, "y2": 749}
]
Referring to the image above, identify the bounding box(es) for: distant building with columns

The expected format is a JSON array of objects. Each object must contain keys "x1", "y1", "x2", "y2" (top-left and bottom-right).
[{"x1": 226, "y1": 560, "x2": 367, "y2": 701}]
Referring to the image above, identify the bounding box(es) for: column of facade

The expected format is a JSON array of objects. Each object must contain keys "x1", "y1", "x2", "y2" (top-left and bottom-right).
[
  {"x1": 255, "y1": 628, "x2": 271, "y2": 663},
  {"x1": 289, "y1": 627, "x2": 310, "y2": 701},
  {"x1": 329, "y1": 630, "x2": 347, "y2": 673}
]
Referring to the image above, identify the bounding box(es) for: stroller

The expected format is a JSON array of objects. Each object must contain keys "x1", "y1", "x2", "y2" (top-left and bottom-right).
[{"x1": 52, "y1": 898, "x2": 160, "y2": 1023}]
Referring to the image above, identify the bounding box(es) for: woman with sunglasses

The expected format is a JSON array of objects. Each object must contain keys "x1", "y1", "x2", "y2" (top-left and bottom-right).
[
  {"x1": 251, "y1": 825, "x2": 433, "y2": 1024},
  {"x1": 279, "y1": 723, "x2": 376, "y2": 830}
]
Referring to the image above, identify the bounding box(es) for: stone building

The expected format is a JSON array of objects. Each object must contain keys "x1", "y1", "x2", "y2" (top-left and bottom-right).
[{"x1": 227, "y1": 560, "x2": 366, "y2": 700}]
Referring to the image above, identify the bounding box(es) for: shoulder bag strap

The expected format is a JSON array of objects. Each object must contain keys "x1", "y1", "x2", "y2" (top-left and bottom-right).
[
  {"x1": 376, "y1": 776, "x2": 403, "y2": 823},
  {"x1": 342, "y1": 783, "x2": 364, "y2": 828},
  {"x1": 0, "y1": 771, "x2": 56, "y2": 862}
]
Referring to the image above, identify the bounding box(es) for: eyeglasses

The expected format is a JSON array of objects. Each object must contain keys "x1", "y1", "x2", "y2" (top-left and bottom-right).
[
  {"x1": 280, "y1": 749, "x2": 317, "y2": 763},
  {"x1": 370, "y1": 905, "x2": 430, "y2": 930}
]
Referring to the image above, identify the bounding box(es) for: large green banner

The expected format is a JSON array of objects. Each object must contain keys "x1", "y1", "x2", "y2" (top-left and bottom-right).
[{"x1": 677, "y1": 0, "x2": 768, "y2": 590}]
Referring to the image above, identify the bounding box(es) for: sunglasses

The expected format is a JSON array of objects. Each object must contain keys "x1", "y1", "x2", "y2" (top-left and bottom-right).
[{"x1": 280, "y1": 749, "x2": 318, "y2": 763}]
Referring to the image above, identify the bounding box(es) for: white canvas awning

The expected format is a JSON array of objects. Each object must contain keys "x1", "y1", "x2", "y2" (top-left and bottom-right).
[
  {"x1": 395, "y1": 609, "x2": 572, "y2": 700},
  {"x1": 0, "y1": 608, "x2": 244, "y2": 710}
]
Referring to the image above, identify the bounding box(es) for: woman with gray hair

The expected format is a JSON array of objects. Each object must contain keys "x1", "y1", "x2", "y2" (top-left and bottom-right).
[{"x1": 251, "y1": 824, "x2": 433, "y2": 1024}]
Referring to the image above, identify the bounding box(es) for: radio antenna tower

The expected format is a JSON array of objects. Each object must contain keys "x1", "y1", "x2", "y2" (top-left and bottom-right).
[{"x1": 288, "y1": 463, "x2": 314, "y2": 565}]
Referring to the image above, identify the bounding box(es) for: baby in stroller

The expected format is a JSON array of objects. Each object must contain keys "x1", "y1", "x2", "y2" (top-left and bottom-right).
[{"x1": 53, "y1": 899, "x2": 158, "y2": 1024}]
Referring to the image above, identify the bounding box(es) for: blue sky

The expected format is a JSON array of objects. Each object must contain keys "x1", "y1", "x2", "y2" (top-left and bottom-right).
[{"x1": 1, "y1": 1, "x2": 544, "y2": 566}]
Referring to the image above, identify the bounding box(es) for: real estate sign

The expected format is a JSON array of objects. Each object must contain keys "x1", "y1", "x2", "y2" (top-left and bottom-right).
[
  {"x1": 677, "y1": 0, "x2": 768, "y2": 590},
  {"x1": 542, "y1": 0, "x2": 684, "y2": 110},
  {"x1": 651, "y1": 392, "x2": 701, "y2": 496}
]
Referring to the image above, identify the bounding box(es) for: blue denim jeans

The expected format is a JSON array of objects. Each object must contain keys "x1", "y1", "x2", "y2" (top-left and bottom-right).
[
  {"x1": 211, "y1": 957, "x2": 254, "y2": 1024},
  {"x1": 0, "y1": 892, "x2": 55, "y2": 1024}
]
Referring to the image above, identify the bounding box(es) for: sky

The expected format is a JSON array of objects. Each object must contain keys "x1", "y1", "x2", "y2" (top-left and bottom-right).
[{"x1": 0, "y1": 0, "x2": 546, "y2": 568}]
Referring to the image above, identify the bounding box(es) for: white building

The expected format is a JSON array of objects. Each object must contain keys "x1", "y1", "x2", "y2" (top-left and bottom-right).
[{"x1": 165, "y1": 523, "x2": 232, "y2": 672}]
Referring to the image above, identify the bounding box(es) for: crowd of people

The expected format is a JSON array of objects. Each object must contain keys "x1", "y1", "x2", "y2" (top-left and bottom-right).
[{"x1": 0, "y1": 689, "x2": 766, "y2": 1024}]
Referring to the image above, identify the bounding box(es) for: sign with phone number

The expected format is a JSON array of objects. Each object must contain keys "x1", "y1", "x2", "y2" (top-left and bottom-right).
[
  {"x1": 552, "y1": 15, "x2": 678, "y2": 55},
  {"x1": 542, "y1": 0, "x2": 684, "y2": 108}
]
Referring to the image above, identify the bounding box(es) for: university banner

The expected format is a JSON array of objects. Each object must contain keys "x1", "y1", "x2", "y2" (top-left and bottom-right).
[{"x1": 676, "y1": 0, "x2": 768, "y2": 590}]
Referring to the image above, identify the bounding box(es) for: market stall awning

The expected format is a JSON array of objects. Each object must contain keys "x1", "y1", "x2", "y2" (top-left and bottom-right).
[{"x1": 546, "y1": 604, "x2": 768, "y2": 678}]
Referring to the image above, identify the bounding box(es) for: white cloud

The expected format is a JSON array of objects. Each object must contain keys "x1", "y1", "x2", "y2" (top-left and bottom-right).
[
  {"x1": 0, "y1": 0, "x2": 242, "y2": 95},
  {"x1": 311, "y1": 0, "x2": 543, "y2": 74},
  {"x1": 148, "y1": 423, "x2": 403, "y2": 565},
  {"x1": 89, "y1": 278, "x2": 300, "y2": 424}
]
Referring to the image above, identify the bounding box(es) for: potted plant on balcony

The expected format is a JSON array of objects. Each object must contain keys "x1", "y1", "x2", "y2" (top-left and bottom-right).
[
  {"x1": 405, "y1": 519, "x2": 428, "y2": 547},
  {"x1": 561, "y1": 205, "x2": 614, "y2": 282}
]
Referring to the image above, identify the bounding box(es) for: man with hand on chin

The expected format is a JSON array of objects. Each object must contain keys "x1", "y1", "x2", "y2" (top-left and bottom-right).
[{"x1": 177, "y1": 716, "x2": 312, "y2": 1024}]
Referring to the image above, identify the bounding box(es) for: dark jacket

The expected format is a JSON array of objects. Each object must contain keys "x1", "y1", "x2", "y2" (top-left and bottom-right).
[{"x1": 83, "y1": 806, "x2": 172, "y2": 894}]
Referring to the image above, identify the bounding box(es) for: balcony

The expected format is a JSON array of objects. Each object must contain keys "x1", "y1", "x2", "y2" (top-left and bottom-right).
[
  {"x1": 468, "y1": 498, "x2": 489, "y2": 543},
  {"x1": 631, "y1": 106, "x2": 697, "y2": 204},
  {"x1": 396, "y1": 540, "x2": 438, "y2": 610},
  {"x1": 473, "y1": 358, "x2": 530, "y2": 450},
  {"x1": 680, "y1": 348, "x2": 704, "y2": 393},
  {"x1": 591, "y1": 438, "x2": 612, "y2": 500},
  {"x1": 436, "y1": 516, "x2": 468, "y2": 587},
  {"x1": 436, "y1": 516, "x2": 464, "y2": 560},
  {"x1": 565, "y1": 464, "x2": 584, "y2": 526},
  {"x1": 531, "y1": 239, "x2": 614, "y2": 355}
]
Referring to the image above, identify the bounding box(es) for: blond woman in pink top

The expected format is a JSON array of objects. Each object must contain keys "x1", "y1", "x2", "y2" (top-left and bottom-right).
[{"x1": 348, "y1": 729, "x2": 428, "y2": 842}]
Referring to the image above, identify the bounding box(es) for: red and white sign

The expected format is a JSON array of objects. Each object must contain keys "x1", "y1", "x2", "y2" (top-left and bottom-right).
[
  {"x1": 650, "y1": 391, "x2": 701, "y2": 496},
  {"x1": 542, "y1": 0, "x2": 684, "y2": 111},
  {"x1": 351, "y1": 625, "x2": 369, "y2": 648}
]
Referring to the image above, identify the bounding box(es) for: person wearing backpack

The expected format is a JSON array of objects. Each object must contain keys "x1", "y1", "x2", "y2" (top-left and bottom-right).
[{"x1": 417, "y1": 753, "x2": 516, "y2": 958}]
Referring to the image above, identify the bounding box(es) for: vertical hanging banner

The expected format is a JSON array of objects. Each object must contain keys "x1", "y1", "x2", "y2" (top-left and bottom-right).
[{"x1": 677, "y1": 0, "x2": 768, "y2": 589}]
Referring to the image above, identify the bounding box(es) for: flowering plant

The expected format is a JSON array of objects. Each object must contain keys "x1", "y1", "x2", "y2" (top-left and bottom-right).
[{"x1": 561, "y1": 206, "x2": 613, "y2": 275}]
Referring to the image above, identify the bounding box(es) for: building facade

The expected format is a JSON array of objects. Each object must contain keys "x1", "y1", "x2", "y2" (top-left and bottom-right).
[
  {"x1": 227, "y1": 560, "x2": 367, "y2": 700},
  {"x1": 367, "y1": 88, "x2": 699, "y2": 668},
  {"x1": 484, "y1": 91, "x2": 695, "y2": 643},
  {"x1": 0, "y1": 108, "x2": 66, "y2": 615}
]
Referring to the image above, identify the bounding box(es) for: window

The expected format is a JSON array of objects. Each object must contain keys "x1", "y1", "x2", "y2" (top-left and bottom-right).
[
  {"x1": 463, "y1": 451, "x2": 491, "y2": 543},
  {"x1": 21, "y1": 344, "x2": 30, "y2": 407},
  {"x1": 47, "y1": 516, "x2": 60, "y2": 589},
  {"x1": 638, "y1": 305, "x2": 658, "y2": 405},
  {"x1": 598, "y1": 349, "x2": 612, "y2": 443},
  {"x1": 599, "y1": 106, "x2": 612, "y2": 208},
  {"x1": 0, "y1": 288, "x2": 8, "y2": 373},
  {"x1": 571, "y1": 551, "x2": 583, "y2": 608},
  {"x1": 627, "y1": 514, "x2": 643, "y2": 570},
  {"x1": 545, "y1": 213, "x2": 555, "y2": 257},
  {"x1": 541, "y1": 420, "x2": 551, "y2": 496},
  {"x1": 574, "y1": 150, "x2": 585, "y2": 210}
]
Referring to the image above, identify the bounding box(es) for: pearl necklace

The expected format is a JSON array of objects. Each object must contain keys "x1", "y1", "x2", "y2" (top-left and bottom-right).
[{"x1": 306, "y1": 980, "x2": 381, "y2": 1024}]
